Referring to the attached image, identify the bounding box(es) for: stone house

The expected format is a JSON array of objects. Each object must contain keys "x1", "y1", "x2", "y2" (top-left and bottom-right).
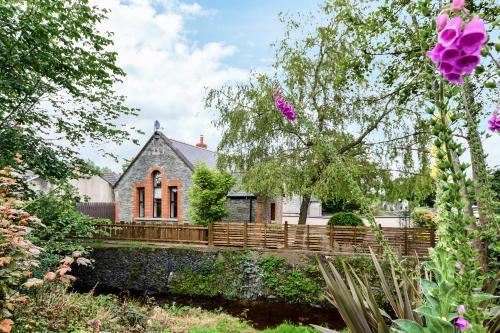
[{"x1": 113, "y1": 130, "x2": 283, "y2": 224}]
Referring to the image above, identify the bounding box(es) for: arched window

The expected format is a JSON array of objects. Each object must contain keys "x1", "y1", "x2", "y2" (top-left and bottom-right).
[{"x1": 152, "y1": 171, "x2": 162, "y2": 218}]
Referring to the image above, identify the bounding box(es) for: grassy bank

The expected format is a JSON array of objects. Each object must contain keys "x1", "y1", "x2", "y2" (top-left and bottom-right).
[{"x1": 12, "y1": 284, "x2": 319, "y2": 333}]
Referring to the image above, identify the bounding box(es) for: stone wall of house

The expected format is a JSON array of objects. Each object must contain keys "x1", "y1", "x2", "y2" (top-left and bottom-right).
[
  {"x1": 261, "y1": 196, "x2": 283, "y2": 224},
  {"x1": 114, "y1": 133, "x2": 194, "y2": 222},
  {"x1": 224, "y1": 198, "x2": 256, "y2": 222}
]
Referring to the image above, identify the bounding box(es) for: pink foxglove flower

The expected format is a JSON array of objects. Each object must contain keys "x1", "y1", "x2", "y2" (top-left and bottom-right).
[
  {"x1": 436, "y1": 13, "x2": 449, "y2": 31},
  {"x1": 273, "y1": 90, "x2": 297, "y2": 121},
  {"x1": 441, "y1": 43, "x2": 461, "y2": 62},
  {"x1": 458, "y1": 17, "x2": 487, "y2": 53},
  {"x1": 454, "y1": 50, "x2": 481, "y2": 74},
  {"x1": 445, "y1": 72, "x2": 463, "y2": 85},
  {"x1": 488, "y1": 109, "x2": 500, "y2": 132},
  {"x1": 455, "y1": 317, "x2": 471, "y2": 331},
  {"x1": 426, "y1": 43, "x2": 445, "y2": 64},
  {"x1": 437, "y1": 62, "x2": 454, "y2": 74},
  {"x1": 439, "y1": 16, "x2": 462, "y2": 47},
  {"x1": 451, "y1": 0, "x2": 465, "y2": 12}
]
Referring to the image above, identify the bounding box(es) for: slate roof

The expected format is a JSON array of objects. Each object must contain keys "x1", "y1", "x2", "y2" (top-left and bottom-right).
[
  {"x1": 168, "y1": 138, "x2": 217, "y2": 168},
  {"x1": 100, "y1": 171, "x2": 119, "y2": 186},
  {"x1": 227, "y1": 172, "x2": 255, "y2": 198}
]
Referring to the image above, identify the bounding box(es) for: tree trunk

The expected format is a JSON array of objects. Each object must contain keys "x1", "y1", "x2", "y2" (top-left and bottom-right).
[{"x1": 298, "y1": 195, "x2": 310, "y2": 225}]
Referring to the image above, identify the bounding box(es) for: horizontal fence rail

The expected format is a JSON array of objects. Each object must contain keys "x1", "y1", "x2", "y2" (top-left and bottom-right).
[{"x1": 90, "y1": 221, "x2": 435, "y2": 256}]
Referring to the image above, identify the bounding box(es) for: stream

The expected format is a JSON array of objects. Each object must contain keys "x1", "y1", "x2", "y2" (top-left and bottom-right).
[
  {"x1": 82, "y1": 287, "x2": 345, "y2": 330},
  {"x1": 156, "y1": 294, "x2": 345, "y2": 330}
]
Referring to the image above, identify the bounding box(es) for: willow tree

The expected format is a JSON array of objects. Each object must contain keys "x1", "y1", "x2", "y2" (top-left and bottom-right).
[{"x1": 206, "y1": 2, "x2": 431, "y2": 224}]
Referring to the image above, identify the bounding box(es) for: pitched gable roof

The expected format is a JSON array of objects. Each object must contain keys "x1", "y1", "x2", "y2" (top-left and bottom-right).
[
  {"x1": 169, "y1": 138, "x2": 217, "y2": 168},
  {"x1": 100, "y1": 171, "x2": 119, "y2": 186},
  {"x1": 113, "y1": 131, "x2": 217, "y2": 188}
]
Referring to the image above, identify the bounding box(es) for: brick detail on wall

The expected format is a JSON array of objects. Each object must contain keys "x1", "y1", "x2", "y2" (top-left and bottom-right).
[
  {"x1": 256, "y1": 196, "x2": 263, "y2": 224},
  {"x1": 132, "y1": 181, "x2": 145, "y2": 219},
  {"x1": 167, "y1": 179, "x2": 183, "y2": 223},
  {"x1": 114, "y1": 200, "x2": 120, "y2": 224},
  {"x1": 141, "y1": 165, "x2": 167, "y2": 218}
]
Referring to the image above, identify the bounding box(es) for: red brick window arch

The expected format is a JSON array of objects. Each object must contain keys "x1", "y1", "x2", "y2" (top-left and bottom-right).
[{"x1": 152, "y1": 170, "x2": 162, "y2": 218}]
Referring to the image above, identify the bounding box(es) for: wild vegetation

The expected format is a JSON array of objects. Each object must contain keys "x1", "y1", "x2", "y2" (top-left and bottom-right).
[{"x1": 0, "y1": 0, "x2": 498, "y2": 332}]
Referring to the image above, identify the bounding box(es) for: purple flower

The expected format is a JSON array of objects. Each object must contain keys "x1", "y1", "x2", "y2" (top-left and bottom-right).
[
  {"x1": 437, "y1": 62, "x2": 454, "y2": 74},
  {"x1": 445, "y1": 72, "x2": 463, "y2": 85},
  {"x1": 436, "y1": 13, "x2": 449, "y2": 31},
  {"x1": 273, "y1": 90, "x2": 297, "y2": 121},
  {"x1": 455, "y1": 260, "x2": 465, "y2": 275},
  {"x1": 455, "y1": 317, "x2": 471, "y2": 331},
  {"x1": 451, "y1": 0, "x2": 465, "y2": 12},
  {"x1": 439, "y1": 16, "x2": 462, "y2": 47},
  {"x1": 454, "y1": 50, "x2": 481, "y2": 74},
  {"x1": 488, "y1": 108, "x2": 500, "y2": 132},
  {"x1": 458, "y1": 305, "x2": 465, "y2": 314},
  {"x1": 426, "y1": 43, "x2": 445, "y2": 64},
  {"x1": 458, "y1": 17, "x2": 487, "y2": 54},
  {"x1": 441, "y1": 43, "x2": 461, "y2": 62}
]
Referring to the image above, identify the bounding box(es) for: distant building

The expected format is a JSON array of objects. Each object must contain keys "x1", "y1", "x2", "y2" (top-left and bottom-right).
[
  {"x1": 26, "y1": 171, "x2": 116, "y2": 203},
  {"x1": 283, "y1": 196, "x2": 322, "y2": 217}
]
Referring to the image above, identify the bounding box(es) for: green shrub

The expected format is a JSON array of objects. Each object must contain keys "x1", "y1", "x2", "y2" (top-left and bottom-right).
[
  {"x1": 410, "y1": 207, "x2": 435, "y2": 228},
  {"x1": 26, "y1": 182, "x2": 107, "y2": 275},
  {"x1": 327, "y1": 212, "x2": 363, "y2": 226}
]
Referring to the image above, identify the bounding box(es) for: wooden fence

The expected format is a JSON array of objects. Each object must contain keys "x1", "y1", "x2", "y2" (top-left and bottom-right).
[
  {"x1": 93, "y1": 222, "x2": 208, "y2": 244},
  {"x1": 91, "y1": 221, "x2": 435, "y2": 256},
  {"x1": 211, "y1": 222, "x2": 435, "y2": 256},
  {"x1": 77, "y1": 202, "x2": 115, "y2": 221}
]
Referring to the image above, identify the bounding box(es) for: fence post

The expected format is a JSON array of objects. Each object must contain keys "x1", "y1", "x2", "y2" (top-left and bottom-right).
[
  {"x1": 264, "y1": 223, "x2": 267, "y2": 248},
  {"x1": 404, "y1": 225, "x2": 409, "y2": 256},
  {"x1": 378, "y1": 224, "x2": 383, "y2": 254},
  {"x1": 226, "y1": 221, "x2": 230, "y2": 246},
  {"x1": 208, "y1": 223, "x2": 213, "y2": 246},
  {"x1": 244, "y1": 221, "x2": 248, "y2": 248},
  {"x1": 430, "y1": 228, "x2": 436, "y2": 248},
  {"x1": 176, "y1": 221, "x2": 180, "y2": 242},
  {"x1": 284, "y1": 221, "x2": 288, "y2": 249},
  {"x1": 306, "y1": 225, "x2": 310, "y2": 250},
  {"x1": 329, "y1": 225, "x2": 334, "y2": 252}
]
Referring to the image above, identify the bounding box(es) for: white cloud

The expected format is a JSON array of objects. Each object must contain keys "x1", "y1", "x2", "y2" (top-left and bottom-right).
[
  {"x1": 82, "y1": 0, "x2": 247, "y2": 171},
  {"x1": 178, "y1": 2, "x2": 211, "y2": 16}
]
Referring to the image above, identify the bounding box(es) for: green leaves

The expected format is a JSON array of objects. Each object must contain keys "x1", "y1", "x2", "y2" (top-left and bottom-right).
[
  {"x1": 0, "y1": 0, "x2": 139, "y2": 181},
  {"x1": 394, "y1": 319, "x2": 426, "y2": 333},
  {"x1": 187, "y1": 163, "x2": 236, "y2": 225}
]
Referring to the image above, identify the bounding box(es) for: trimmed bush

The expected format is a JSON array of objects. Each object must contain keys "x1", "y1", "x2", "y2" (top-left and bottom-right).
[
  {"x1": 410, "y1": 207, "x2": 435, "y2": 228},
  {"x1": 327, "y1": 212, "x2": 364, "y2": 226}
]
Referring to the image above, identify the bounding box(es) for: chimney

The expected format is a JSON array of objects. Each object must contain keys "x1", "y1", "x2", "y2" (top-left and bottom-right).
[{"x1": 195, "y1": 135, "x2": 207, "y2": 149}]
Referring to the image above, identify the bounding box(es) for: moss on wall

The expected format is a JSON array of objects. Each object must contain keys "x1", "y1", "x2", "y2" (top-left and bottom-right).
[{"x1": 75, "y1": 242, "x2": 399, "y2": 307}]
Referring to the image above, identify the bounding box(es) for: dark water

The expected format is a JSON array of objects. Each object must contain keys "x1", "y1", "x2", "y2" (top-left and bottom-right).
[
  {"x1": 78, "y1": 287, "x2": 345, "y2": 330},
  {"x1": 157, "y1": 295, "x2": 345, "y2": 330}
]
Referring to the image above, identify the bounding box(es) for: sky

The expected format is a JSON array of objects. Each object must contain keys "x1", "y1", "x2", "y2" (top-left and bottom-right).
[{"x1": 82, "y1": 0, "x2": 499, "y2": 173}]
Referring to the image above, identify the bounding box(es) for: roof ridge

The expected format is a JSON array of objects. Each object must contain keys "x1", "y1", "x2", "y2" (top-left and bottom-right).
[{"x1": 168, "y1": 137, "x2": 217, "y2": 153}]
